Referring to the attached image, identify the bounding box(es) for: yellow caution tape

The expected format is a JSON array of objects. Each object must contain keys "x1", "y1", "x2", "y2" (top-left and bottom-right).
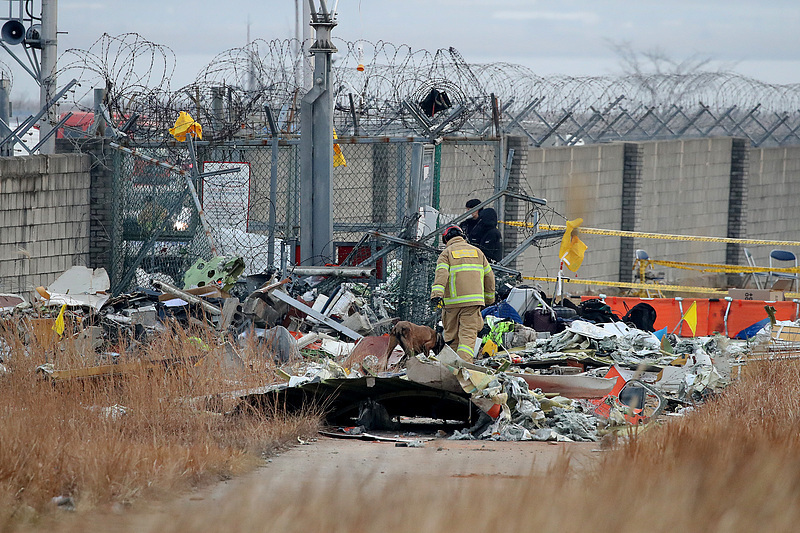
[
  {"x1": 523, "y1": 276, "x2": 800, "y2": 299},
  {"x1": 524, "y1": 276, "x2": 725, "y2": 295},
  {"x1": 639, "y1": 259, "x2": 800, "y2": 274},
  {"x1": 501, "y1": 221, "x2": 800, "y2": 248},
  {"x1": 502, "y1": 221, "x2": 800, "y2": 296}
]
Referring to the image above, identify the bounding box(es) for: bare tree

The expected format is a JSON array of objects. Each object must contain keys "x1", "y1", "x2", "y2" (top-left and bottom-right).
[{"x1": 607, "y1": 40, "x2": 734, "y2": 107}]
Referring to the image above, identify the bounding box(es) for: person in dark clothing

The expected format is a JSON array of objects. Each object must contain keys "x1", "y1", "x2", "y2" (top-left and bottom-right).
[
  {"x1": 469, "y1": 207, "x2": 502, "y2": 262},
  {"x1": 460, "y1": 198, "x2": 482, "y2": 238}
]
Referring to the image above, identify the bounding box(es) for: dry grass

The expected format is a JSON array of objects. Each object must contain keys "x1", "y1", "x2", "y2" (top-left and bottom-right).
[
  {"x1": 45, "y1": 356, "x2": 800, "y2": 533},
  {"x1": 0, "y1": 318, "x2": 320, "y2": 530}
]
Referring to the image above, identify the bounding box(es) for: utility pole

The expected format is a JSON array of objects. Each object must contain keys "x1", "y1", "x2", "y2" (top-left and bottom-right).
[
  {"x1": 0, "y1": 77, "x2": 11, "y2": 156},
  {"x1": 299, "y1": 0, "x2": 336, "y2": 265},
  {"x1": 294, "y1": 0, "x2": 301, "y2": 89},
  {"x1": 246, "y1": 15, "x2": 256, "y2": 93},
  {"x1": 38, "y1": 0, "x2": 57, "y2": 154},
  {"x1": 302, "y1": 0, "x2": 312, "y2": 90}
]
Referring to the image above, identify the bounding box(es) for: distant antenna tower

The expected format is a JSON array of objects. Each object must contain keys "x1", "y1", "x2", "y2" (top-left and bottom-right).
[
  {"x1": 0, "y1": 0, "x2": 60, "y2": 154},
  {"x1": 246, "y1": 16, "x2": 256, "y2": 93}
]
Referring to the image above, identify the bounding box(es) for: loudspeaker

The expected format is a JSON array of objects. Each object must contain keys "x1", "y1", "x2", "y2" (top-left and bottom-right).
[
  {"x1": 24, "y1": 24, "x2": 41, "y2": 49},
  {"x1": 1, "y1": 20, "x2": 25, "y2": 45}
]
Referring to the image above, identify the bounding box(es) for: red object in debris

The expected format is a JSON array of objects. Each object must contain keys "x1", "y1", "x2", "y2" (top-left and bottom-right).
[
  {"x1": 336, "y1": 243, "x2": 384, "y2": 279},
  {"x1": 287, "y1": 330, "x2": 322, "y2": 350},
  {"x1": 565, "y1": 359, "x2": 584, "y2": 370},
  {"x1": 591, "y1": 365, "x2": 648, "y2": 425},
  {"x1": 589, "y1": 365, "x2": 626, "y2": 419},
  {"x1": 343, "y1": 335, "x2": 393, "y2": 369}
]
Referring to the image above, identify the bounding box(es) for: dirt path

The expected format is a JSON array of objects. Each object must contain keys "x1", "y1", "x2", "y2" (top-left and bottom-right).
[
  {"x1": 157, "y1": 435, "x2": 599, "y2": 512},
  {"x1": 62, "y1": 435, "x2": 602, "y2": 532}
]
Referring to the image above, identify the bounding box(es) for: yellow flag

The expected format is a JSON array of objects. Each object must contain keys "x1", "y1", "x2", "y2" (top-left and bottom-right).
[
  {"x1": 682, "y1": 301, "x2": 698, "y2": 337},
  {"x1": 333, "y1": 128, "x2": 347, "y2": 167},
  {"x1": 169, "y1": 111, "x2": 203, "y2": 142},
  {"x1": 52, "y1": 304, "x2": 67, "y2": 336},
  {"x1": 558, "y1": 218, "x2": 588, "y2": 272}
]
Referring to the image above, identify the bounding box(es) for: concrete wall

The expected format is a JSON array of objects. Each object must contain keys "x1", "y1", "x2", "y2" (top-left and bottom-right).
[
  {"x1": 746, "y1": 145, "x2": 800, "y2": 265},
  {"x1": 520, "y1": 142, "x2": 627, "y2": 282},
  {"x1": 636, "y1": 138, "x2": 734, "y2": 269},
  {"x1": 437, "y1": 142, "x2": 499, "y2": 215},
  {"x1": 483, "y1": 137, "x2": 800, "y2": 291},
  {"x1": 57, "y1": 139, "x2": 115, "y2": 272},
  {"x1": 0, "y1": 153, "x2": 91, "y2": 294}
]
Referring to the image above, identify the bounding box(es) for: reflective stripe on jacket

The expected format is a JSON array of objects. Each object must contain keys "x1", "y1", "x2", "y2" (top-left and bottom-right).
[{"x1": 430, "y1": 236, "x2": 496, "y2": 308}]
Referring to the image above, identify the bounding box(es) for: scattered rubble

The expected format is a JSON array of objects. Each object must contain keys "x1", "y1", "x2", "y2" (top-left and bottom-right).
[{"x1": 0, "y1": 255, "x2": 792, "y2": 444}]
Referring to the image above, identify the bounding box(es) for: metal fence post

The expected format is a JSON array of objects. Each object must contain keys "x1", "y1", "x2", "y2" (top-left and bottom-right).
[
  {"x1": 408, "y1": 143, "x2": 424, "y2": 221},
  {"x1": 299, "y1": 3, "x2": 337, "y2": 265},
  {"x1": 0, "y1": 78, "x2": 11, "y2": 157},
  {"x1": 432, "y1": 143, "x2": 441, "y2": 210},
  {"x1": 266, "y1": 106, "x2": 280, "y2": 268},
  {"x1": 92, "y1": 88, "x2": 106, "y2": 137}
]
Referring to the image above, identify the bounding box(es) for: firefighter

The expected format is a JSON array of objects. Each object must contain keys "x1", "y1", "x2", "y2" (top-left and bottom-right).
[{"x1": 430, "y1": 225, "x2": 495, "y2": 362}]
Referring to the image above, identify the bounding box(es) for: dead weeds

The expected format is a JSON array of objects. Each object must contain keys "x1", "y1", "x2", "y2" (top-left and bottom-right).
[
  {"x1": 0, "y1": 320, "x2": 320, "y2": 529},
  {"x1": 42, "y1": 358, "x2": 800, "y2": 533}
]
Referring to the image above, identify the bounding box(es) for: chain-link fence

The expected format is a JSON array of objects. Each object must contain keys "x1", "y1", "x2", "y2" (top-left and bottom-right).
[
  {"x1": 199, "y1": 143, "x2": 298, "y2": 275},
  {"x1": 110, "y1": 145, "x2": 202, "y2": 293},
  {"x1": 438, "y1": 141, "x2": 501, "y2": 212},
  {"x1": 108, "y1": 137, "x2": 509, "y2": 322},
  {"x1": 110, "y1": 141, "x2": 302, "y2": 293}
]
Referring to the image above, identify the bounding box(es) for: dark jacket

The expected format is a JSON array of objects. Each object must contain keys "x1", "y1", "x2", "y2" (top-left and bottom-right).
[
  {"x1": 460, "y1": 215, "x2": 480, "y2": 239},
  {"x1": 469, "y1": 208, "x2": 502, "y2": 262}
]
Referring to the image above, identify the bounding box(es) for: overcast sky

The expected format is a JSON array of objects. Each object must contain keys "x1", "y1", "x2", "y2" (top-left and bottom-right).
[{"x1": 3, "y1": 0, "x2": 799, "y2": 104}]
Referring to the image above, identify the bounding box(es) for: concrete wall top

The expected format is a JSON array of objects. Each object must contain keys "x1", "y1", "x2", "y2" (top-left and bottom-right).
[{"x1": 0, "y1": 153, "x2": 90, "y2": 178}]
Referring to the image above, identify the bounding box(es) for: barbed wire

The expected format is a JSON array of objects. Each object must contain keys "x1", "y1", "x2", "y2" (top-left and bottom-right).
[
  {"x1": 58, "y1": 33, "x2": 175, "y2": 112},
  {"x1": 53, "y1": 34, "x2": 800, "y2": 145}
]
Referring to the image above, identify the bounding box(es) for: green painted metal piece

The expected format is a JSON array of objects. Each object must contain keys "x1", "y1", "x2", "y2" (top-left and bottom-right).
[{"x1": 183, "y1": 255, "x2": 245, "y2": 291}]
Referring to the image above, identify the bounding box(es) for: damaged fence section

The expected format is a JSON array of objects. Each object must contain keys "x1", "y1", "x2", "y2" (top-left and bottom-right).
[{"x1": 106, "y1": 138, "x2": 503, "y2": 293}]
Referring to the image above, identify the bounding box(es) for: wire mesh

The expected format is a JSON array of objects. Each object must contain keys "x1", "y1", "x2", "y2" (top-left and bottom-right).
[
  {"x1": 197, "y1": 143, "x2": 298, "y2": 275},
  {"x1": 110, "y1": 145, "x2": 203, "y2": 293},
  {"x1": 107, "y1": 136, "x2": 510, "y2": 322},
  {"x1": 331, "y1": 142, "x2": 412, "y2": 244}
]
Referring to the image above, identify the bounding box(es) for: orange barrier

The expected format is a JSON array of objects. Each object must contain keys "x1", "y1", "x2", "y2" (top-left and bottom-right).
[{"x1": 581, "y1": 296, "x2": 800, "y2": 337}]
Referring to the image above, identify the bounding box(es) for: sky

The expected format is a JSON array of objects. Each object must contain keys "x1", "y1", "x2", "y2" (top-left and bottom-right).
[{"x1": 2, "y1": 0, "x2": 799, "y2": 109}]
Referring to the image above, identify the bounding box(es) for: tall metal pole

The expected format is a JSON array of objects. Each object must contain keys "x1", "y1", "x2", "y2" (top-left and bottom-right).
[
  {"x1": 265, "y1": 106, "x2": 279, "y2": 269},
  {"x1": 299, "y1": 2, "x2": 336, "y2": 265},
  {"x1": 92, "y1": 87, "x2": 106, "y2": 136},
  {"x1": 294, "y1": 0, "x2": 302, "y2": 89},
  {"x1": 302, "y1": 0, "x2": 312, "y2": 90},
  {"x1": 39, "y1": 0, "x2": 57, "y2": 154},
  {"x1": 0, "y1": 77, "x2": 12, "y2": 156}
]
